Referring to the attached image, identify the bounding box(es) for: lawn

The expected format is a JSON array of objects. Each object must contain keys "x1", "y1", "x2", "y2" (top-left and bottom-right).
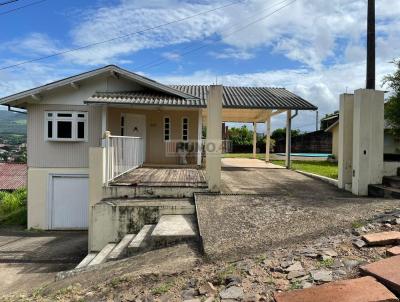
[{"x1": 223, "y1": 153, "x2": 338, "y2": 179}]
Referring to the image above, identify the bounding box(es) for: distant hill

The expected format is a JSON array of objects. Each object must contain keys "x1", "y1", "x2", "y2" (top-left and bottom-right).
[{"x1": 0, "y1": 110, "x2": 26, "y2": 135}]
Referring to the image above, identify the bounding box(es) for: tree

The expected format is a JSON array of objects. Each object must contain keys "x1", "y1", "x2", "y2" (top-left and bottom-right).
[
  {"x1": 383, "y1": 60, "x2": 400, "y2": 137},
  {"x1": 271, "y1": 128, "x2": 301, "y2": 141},
  {"x1": 228, "y1": 125, "x2": 253, "y2": 146}
]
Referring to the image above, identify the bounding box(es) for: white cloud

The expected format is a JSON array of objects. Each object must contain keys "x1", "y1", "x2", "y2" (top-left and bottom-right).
[
  {"x1": 209, "y1": 48, "x2": 255, "y2": 60},
  {"x1": 1, "y1": 33, "x2": 61, "y2": 57},
  {"x1": 152, "y1": 58, "x2": 397, "y2": 131},
  {"x1": 162, "y1": 51, "x2": 181, "y2": 61}
]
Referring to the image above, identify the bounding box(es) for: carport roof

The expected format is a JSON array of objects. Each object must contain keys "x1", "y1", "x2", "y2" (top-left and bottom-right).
[{"x1": 85, "y1": 86, "x2": 317, "y2": 110}]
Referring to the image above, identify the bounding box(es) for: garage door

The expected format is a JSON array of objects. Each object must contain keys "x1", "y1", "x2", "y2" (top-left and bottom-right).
[{"x1": 50, "y1": 175, "x2": 89, "y2": 229}]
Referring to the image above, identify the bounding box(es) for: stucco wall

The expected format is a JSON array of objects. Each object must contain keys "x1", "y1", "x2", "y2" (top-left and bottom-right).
[
  {"x1": 331, "y1": 125, "x2": 339, "y2": 159},
  {"x1": 27, "y1": 167, "x2": 89, "y2": 229},
  {"x1": 107, "y1": 107, "x2": 200, "y2": 164}
]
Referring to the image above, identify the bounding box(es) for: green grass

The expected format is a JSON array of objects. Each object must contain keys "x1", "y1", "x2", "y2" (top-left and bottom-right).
[
  {"x1": 223, "y1": 153, "x2": 338, "y2": 179},
  {"x1": 271, "y1": 160, "x2": 338, "y2": 179},
  {"x1": 0, "y1": 188, "x2": 27, "y2": 227}
]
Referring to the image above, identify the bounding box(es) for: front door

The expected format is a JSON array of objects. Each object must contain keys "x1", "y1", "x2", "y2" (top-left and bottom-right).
[{"x1": 124, "y1": 113, "x2": 146, "y2": 162}]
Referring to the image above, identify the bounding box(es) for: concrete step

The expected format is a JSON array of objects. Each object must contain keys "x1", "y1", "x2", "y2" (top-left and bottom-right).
[
  {"x1": 128, "y1": 225, "x2": 155, "y2": 255},
  {"x1": 89, "y1": 243, "x2": 116, "y2": 266},
  {"x1": 103, "y1": 185, "x2": 208, "y2": 199},
  {"x1": 107, "y1": 234, "x2": 135, "y2": 261},
  {"x1": 274, "y1": 276, "x2": 398, "y2": 302},
  {"x1": 383, "y1": 176, "x2": 400, "y2": 189},
  {"x1": 76, "y1": 252, "x2": 97, "y2": 269},
  {"x1": 368, "y1": 184, "x2": 400, "y2": 199},
  {"x1": 151, "y1": 214, "x2": 198, "y2": 247},
  {"x1": 360, "y1": 255, "x2": 400, "y2": 296}
]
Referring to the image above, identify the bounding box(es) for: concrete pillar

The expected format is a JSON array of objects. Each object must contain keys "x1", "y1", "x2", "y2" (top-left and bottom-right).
[
  {"x1": 197, "y1": 109, "x2": 203, "y2": 166},
  {"x1": 265, "y1": 116, "x2": 271, "y2": 162},
  {"x1": 88, "y1": 147, "x2": 105, "y2": 251},
  {"x1": 352, "y1": 89, "x2": 385, "y2": 195},
  {"x1": 206, "y1": 85, "x2": 223, "y2": 192},
  {"x1": 338, "y1": 94, "x2": 354, "y2": 190},
  {"x1": 285, "y1": 110, "x2": 292, "y2": 168},
  {"x1": 253, "y1": 122, "x2": 257, "y2": 159}
]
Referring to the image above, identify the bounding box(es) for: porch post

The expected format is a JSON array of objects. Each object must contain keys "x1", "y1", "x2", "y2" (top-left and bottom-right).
[
  {"x1": 265, "y1": 116, "x2": 271, "y2": 162},
  {"x1": 206, "y1": 85, "x2": 223, "y2": 192},
  {"x1": 285, "y1": 110, "x2": 291, "y2": 169},
  {"x1": 197, "y1": 109, "x2": 203, "y2": 166},
  {"x1": 101, "y1": 105, "x2": 108, "y2": 147},
  {"x1": 253, "y1": 122, "x2": 257, "y2": 159}
]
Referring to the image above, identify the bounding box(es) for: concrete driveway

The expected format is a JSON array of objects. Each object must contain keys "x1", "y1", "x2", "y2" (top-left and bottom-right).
[
  {"x1": 196, "y1": 158, "x2": 400, "y2": 260},
  {"x1": 0, "y1": 229, "x2": 87, "y2": 295}
]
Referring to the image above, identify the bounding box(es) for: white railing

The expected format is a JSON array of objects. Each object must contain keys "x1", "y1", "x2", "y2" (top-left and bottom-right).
[{"x1": 105, "y1": 135, "x2": 144, "y2": 184}]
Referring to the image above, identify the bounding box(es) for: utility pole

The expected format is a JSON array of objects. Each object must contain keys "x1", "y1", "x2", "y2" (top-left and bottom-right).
[
  {"x1": 366, "y1": 0, "x2": 375, "y2": 89},
  {"x1": 316, "y1": 110, "x2": 319, "y2": 131}
]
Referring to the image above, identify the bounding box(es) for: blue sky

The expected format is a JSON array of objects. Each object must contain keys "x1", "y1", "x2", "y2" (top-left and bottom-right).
[{"x1": 0, "y1": 0, "x2": 399, "y2": 132}]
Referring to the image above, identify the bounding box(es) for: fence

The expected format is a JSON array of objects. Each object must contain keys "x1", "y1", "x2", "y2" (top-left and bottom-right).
[{"x1": 105, "y1": 135, "x2": 144, "y2": 184}]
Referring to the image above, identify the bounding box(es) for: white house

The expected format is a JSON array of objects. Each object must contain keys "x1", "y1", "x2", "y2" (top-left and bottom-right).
[{"x1": 0, "y1": 65, "x2": 317, "y2": 251}]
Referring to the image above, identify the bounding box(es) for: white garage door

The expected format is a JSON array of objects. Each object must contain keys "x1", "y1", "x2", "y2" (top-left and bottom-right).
[{"x1": 50, "y1": 175, "x2": 89, "y2": 229}]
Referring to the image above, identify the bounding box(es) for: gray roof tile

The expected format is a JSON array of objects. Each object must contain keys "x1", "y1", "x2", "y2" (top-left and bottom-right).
[{"x1": 85, "y1": 85, "x2": 317, "y2": 110}]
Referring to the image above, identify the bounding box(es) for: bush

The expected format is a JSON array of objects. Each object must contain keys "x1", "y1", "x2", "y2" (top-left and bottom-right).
[{"x1": 0, "y1": 188, "x2": 27, "y2": 226}]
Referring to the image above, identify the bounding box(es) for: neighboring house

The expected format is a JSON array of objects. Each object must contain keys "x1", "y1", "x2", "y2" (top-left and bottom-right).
[
  {"x1": 0, "y1": 163, "x2": 27, "y2": 191},
  {"x1": 0, "y1": 65, "x2": 316, "y2": 233},
  {"x1": 326, "y1": 119, "x2": 400, "y2": 159}
]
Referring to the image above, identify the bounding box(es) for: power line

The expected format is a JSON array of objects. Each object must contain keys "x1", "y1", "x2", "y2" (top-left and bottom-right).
[
  {"x1": 0, "y1": 0, "x2": 46, "y2": 15},
  {"x1": 0, "y1": 0, "x2": 242, "y2": 71},
  {"x1": 0, "y1": 0, "x2": 19, "y2": 6},
  {"x1": 136, "y1": 0, "x2": 297, "y2": 71}
]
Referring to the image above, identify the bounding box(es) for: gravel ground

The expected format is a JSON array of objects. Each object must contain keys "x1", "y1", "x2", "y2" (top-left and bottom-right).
[{"x1": 196, "y1": 193, "x2": 400, "y2": 260}]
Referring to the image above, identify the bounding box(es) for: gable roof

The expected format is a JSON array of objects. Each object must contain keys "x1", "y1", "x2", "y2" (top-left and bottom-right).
[
  {"x1": 0, "y1": 65, "x2": 197, "y2": 106},
  {"x1": 85, "y1": 85, "x2": 317, "y2": 110},
  {"x1": 0, "y1": 163, "x2": 27, "y2": 190},
  {"x1": 1, "y1": 65, "x2": 317, "y2": 111}
]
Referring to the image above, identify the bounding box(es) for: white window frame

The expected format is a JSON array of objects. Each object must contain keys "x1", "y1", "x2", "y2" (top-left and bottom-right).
[
  {"x1": 181, "y1": 117, "x2": 189, "y2": 141},
  {"x1": 45, "y1": 111, "x2": 88, "y2": 142},
  {"x1": 163, "y1": 116, "x2": 171, "y2": 142}
]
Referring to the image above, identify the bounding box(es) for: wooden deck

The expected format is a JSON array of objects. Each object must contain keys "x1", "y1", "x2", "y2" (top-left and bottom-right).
[{"x1": 112, "y1": 167, "x2": 207, "y2": 187}]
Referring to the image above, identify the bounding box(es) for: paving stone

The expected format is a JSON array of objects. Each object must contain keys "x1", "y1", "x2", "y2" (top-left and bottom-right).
[
  {"x1": 387, "y1": 246, "x2": 400, "y2": 256},
  {"x1": 362, "y1": 231, "x2": 400, "y2": 246},
  {"x1": 360, "y1": 255, "x2": 400, "y2": 295},
  {"x1": 274, "y1": 276, "x2": 398, "y2": 302}
]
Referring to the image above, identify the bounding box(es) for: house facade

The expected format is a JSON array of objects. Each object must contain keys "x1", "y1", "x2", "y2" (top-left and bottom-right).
[{"x1": 0, "y1": 65, "x2": 317, "y2": 241}]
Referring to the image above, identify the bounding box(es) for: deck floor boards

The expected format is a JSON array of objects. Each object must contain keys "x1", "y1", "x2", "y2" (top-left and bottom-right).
[{"x1": 112, "y1": 167, "x2": 207, "y2": 187}]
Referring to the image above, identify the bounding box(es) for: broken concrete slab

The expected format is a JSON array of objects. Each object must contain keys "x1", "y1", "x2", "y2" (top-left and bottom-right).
[
  {"x1": 274, "y1": 276, "x2": 398, "y2": 302},
  {"x1": 362, "y1": 231, "x2": 400, "y2": 246},
  {"x1": 387, "y1": 246, "x2": 400, "y2": 256},
  {"x1": 360, "y1": 255, "x2": 400, "y2": 295}
]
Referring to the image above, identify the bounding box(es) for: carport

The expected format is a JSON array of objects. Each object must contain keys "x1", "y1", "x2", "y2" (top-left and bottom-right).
[{"x1": 183, "y1": 85, "x2": 318, "y2": 191}]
